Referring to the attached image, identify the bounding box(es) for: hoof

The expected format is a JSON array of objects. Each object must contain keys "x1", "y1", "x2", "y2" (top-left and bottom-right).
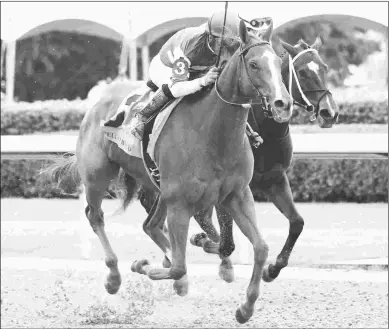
[
  {"x1": 262, "y1": 265, "x2": 276, "y2": 283},
  {"x1": 104, "y1": 273, "x2": 121, "y2": 294},
  {"x1": 218, "y1": 265, "x2": 235, "y2": 283},
  {"x1": 173, "y1": 275, "x2": 189, "y2": 297},
  {"x1": 235, "y1": 305, "x2": 252, "y2": 324},
  {"x1": 131, "y1": 259, "x2": 150, "y2": 274},
  {"x1": 162, "y1": 256, "x2": 171, "y2": 268},
  {"x1": 190, "y1": 232, "x2": 207, "y2": 247}
]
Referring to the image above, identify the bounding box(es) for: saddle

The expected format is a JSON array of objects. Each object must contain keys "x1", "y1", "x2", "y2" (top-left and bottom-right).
[{"x1": 101, "y1": 80, "x2": 181, "y2": 190}]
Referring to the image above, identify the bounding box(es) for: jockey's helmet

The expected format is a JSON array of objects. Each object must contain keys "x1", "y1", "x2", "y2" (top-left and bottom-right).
[
  {"x1": 207, "y1": 11, "x2": 240, "y2": 39},
  {"x1": 244, "y1": 16, "x2": 273, "y2": 37}
]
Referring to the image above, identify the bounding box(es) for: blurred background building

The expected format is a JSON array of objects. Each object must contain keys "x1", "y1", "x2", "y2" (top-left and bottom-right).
[{"x1": 1, "y1": 1, "x2": 387, "y2": 103}]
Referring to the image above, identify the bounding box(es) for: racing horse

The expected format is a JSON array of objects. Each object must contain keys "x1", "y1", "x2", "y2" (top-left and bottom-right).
[
  {"x1": 43, "y1": 20, "x2": 291, "y2": 323},
  {"x1": 188, "y1": 36, "x2": 340, "y2": 282},
  {"x1": 136, "y1": 36, "x2": 339, "y2": 284}
]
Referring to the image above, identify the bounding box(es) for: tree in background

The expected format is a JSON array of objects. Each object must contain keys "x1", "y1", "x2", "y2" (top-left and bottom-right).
[
  {"x1": 13, "y1": 32, "x2": 121, "y2": 102},
  {"x1": 275, "y1": 21, "x2": 382, "y2": 86},
  {"x1": 4, "y1": 21, "x2": 383, "y2": 102}
]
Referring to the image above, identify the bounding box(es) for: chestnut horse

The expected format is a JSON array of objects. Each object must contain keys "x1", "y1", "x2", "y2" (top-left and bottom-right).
[
  {"x1": 43, "y1": 21, "x2": 291, "y2": 323},
  {"x1": 135, "y1": 36, "x2": 339, "y2": 284}
]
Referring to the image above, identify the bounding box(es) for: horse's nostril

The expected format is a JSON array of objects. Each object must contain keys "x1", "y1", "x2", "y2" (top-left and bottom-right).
[
  {"x1": 319, "y1": 109, "x2": 332, "y2": 118},
  {"x1": 274, "y1": 100, "x2": 285, "y2": 108}
]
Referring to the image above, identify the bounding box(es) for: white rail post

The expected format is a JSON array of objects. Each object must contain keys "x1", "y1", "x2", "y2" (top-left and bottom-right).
[
  {"x1": 5, "y1": 40, "x2": 16, "y2": 103},
  {"x1": 234, "y1": 223, "x2": 251, "y2": 264},
  {"x1": 141, "y1": 45, "x2": 149, "y2": 80},
  {"x1": 118, "y1": 38, "x2": 129, "y2": 78},
  {"x1": 128, "y1": 12, "x2": 138, "y2": 81}
]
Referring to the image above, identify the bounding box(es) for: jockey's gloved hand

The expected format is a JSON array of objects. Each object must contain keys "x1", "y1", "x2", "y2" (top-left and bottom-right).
[{"x1": 200, "y1": 67, "x2": 221, "y2": 87}]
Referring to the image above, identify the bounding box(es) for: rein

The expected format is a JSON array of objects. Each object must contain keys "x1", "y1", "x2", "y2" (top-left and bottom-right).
[
  {"x1": 286, "y1": 48, "x2": 332, "y2": 122},
  {"x1": 215, "y1": 1, "x2": 228, "y2": 68}
]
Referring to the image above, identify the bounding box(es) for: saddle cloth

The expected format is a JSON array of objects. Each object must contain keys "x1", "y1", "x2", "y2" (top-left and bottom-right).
[{"x1": 101, "y1": 85, "x2": 182, "y2": 162}]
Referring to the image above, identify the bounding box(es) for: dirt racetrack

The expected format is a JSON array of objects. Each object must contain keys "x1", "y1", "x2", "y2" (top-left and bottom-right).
[
  {"x1": 1, "y1": 261, "x2": 388, "y2": 328},
  {"x1": 1, "y1": 199, "x2": 388, "y2": 328}
]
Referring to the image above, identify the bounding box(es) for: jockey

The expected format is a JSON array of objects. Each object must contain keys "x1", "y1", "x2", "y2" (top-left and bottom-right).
[{"x1": 105, "y1": 10, "x2": 241, "y2": 140}]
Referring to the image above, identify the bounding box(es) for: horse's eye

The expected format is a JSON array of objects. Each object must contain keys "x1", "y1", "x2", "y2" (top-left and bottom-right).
[
  {"x1": 298, "y1": 69, "x2": 308, "y2": 78},
  {"x1": 249, "y1": 62, "x2": 259, "y2": 70}
]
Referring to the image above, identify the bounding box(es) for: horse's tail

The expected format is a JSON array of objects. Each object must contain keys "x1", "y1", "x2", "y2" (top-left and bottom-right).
[
  {"x1": 111, "y1": 169, "x2": 140, "y2": 214},
  {"x1": 40, "y1": 154, "x2": 81, "y2": 195},
  {"x1": 41, "y1": 155, "x2": 140, "y2": 211}
]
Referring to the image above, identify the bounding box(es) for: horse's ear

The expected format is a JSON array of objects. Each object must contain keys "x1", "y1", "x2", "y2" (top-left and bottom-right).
[
  {"x1": 261, "y1": 20, "x2": 273, "y2": 42},
  {"x1": 239, "y1": 19, "x2": 248, "y2": 44},
  {"x1": 279, "y1": 39, "x2": 299, "y2": 57},
  {"x1": 272, "y1": 36, "x2": 285, "y2": 57},
  {"x1": 311, "y1": 35, "x2": 323, "y2": 50}
]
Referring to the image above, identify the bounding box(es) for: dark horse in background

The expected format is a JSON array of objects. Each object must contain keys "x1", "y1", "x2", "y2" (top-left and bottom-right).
[
  {"x1": 135, "y1": 36, "x2": 339, "y2": 283},
  {"x1": 44, "y1": 21, "x2": 292, "y2": 323}
]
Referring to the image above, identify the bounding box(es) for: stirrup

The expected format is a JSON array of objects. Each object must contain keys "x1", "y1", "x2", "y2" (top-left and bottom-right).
[
  {"x1": 131, "y1": 123, "x2": 145, "y2": 140},
  {"x1": 150, "y1": 168, "x2": 160, "y2": 182},
  {"x1": 104, "y1": 111, "x2": 125, "y2": 128}
]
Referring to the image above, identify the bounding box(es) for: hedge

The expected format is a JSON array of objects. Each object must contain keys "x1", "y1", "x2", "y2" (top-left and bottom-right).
[
  {"x1": 1, "y1": 158, "x2": 387, "y2": 202},
  {"x1": 1, "y1": 100, "x2": 89, "y2": 135},
  {"x1": 291, "y1": 101, "x2": 388, "y2": 125},
  {"x1": 1, "y1": 99, "x2": 388, "y2": 135}
]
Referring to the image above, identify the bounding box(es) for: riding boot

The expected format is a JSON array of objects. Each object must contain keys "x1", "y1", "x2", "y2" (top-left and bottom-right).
[
  {"x1": 131, "y1": 88, "x2": 172, "y2": 140},
  {"x1": 104, "y1": 111, "x2": 126, "y2": 128}
]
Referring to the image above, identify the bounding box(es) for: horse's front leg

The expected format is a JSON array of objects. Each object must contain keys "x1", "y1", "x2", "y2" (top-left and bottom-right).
[
  {"x1": 220, "y1": 185, "x2": 268, "y2": 324},
  {"x1": 260, "y1": 172, "x2": 304, "y2": 282},
  {"x1": 131, "y1": 198, "x2": 191, "y2": 296}
]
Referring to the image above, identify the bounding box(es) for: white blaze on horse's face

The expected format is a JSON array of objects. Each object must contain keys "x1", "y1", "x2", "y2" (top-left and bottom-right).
[
  {"x1": 263, "y1": 50, "x2": 284, "y2": 101},
  {"x1": 296, "y1": 55, "x2": 338, "y2": 126},
  {"x1": 307, "y1": 60, "x2": 335, "y2": 116},
  {"x1": 307, "y1": 61, "x2": 320, "y2": 75}
]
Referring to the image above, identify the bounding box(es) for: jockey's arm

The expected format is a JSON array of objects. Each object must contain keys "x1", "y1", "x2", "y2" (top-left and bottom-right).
[
  {"x1": 169, "y1": 76, "x2": 205, "y2": 98},
  {"x1": 169, "y1": 69, "x2": 219, "y2": 98}
]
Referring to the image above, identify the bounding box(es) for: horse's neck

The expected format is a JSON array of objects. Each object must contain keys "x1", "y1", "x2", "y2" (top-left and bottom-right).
[{"x1": 205, "y1": 63, "x2": 249, "y2": 159}]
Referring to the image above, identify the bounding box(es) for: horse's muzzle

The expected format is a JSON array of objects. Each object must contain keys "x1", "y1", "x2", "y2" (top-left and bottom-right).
[
  {"x1": 271, "y1": 99, "x2": 292, "y2": 123},
  {"x1": 318, "y1": 111, "x2": 339, "y2": 128}
]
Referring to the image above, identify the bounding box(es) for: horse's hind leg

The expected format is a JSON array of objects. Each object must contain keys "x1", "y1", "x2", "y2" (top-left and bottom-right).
[
  {"x1": 79, "y1": 154, "x2": 121, "y2": 294},
  {"x1": 191, "y1": 207, "x2": 235, "y2": 283},
  {"x1": 215, "y1": 206, "x2": 235, "y2": 283},
  {"x1": 260, "y1": 172, "x2": 304, "y2": 282},
  {"x1": 221, "y1": 186, "x2": 268, "y2": 324},
  {"x1": 140, "y1": 188, "x2": 172, "y2": 268},
  {"x1": 191, "y1": 207, "x2": 220, "y2": 253}
]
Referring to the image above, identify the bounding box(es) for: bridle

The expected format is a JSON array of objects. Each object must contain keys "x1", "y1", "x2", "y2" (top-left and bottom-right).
[
  {"x1": 285, "y1": 48, "x2": 333, "y2": 122},
  {"x1": 215, "y1": 41, "x2": 286, "y2": 121}
]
